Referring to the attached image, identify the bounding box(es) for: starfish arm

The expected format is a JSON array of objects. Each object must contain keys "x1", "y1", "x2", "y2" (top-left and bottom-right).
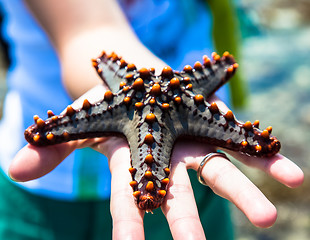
[
  {"x1": 183, "y1": 95, "x2": 280, "y2": 157},
  {"x1": 92, "y1": 52, "x2": 138, "y2": 93},
  {"x1": 176, "y1": 52, "x2": 238, "y2": 99},
  {"x1": 125, "y1": 104, "x2": 179, "y2": 212},
  {"x1": 24, "y1": 93, "x2": 130, "y2": 146}
]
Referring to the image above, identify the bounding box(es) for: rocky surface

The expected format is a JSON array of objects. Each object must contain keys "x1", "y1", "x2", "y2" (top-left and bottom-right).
[{"x1": 233, "y1": 0, "x2": 310, "y2": 239}]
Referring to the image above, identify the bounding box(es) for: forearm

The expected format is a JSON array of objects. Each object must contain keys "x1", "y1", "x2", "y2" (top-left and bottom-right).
[
  {"x1": 56, "y1": 26, "x2": 165, "y2": 99},
  {"x1": 24, "y1": 0, "x2": 165, "y2": 99}
]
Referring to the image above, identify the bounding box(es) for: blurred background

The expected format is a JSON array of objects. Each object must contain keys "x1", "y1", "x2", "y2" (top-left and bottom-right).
[
  {"x1": 0, "y1": 0, "x2": 309, "y2": 239},
  {"x1": 232, "y1": 0, "x2": 310, "y2": 239}
]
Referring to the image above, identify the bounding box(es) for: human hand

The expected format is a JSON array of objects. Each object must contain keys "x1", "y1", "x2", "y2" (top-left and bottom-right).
[{"x1": 9, "y1": 85, "x2": 304, "y2": 240}]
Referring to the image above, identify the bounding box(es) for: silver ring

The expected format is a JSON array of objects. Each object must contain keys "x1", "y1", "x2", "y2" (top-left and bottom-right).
[{"x1": 197, "y1": 152, "x2": 230, "y2": 186}]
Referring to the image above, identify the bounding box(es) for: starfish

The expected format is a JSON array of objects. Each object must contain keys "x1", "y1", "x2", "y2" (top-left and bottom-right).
[{"x1": 25, "y1": 51, "x2": 281, "y2": 212}]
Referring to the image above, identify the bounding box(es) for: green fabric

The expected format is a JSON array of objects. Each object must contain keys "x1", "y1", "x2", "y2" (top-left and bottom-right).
[
  {"x1": 206, "y1": 0, "x2": 248, "y2": 109},
  {"x1": 0, "y1": 171, "x2": 112, "y2": 240},
  {"x1": 0, "y1": 170, "x2": 233, "y2": 240},
  {"x1": 74, "y1": 148, "x2": 102, "y2": 200},
  {"x1": 0, "y1": 172, "x2": 233, "y2": 240}
]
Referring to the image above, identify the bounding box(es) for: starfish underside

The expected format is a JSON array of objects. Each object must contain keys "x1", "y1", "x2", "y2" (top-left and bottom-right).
[{"x1": 25, "y1": 51, "x2": 281, "y2": 212}]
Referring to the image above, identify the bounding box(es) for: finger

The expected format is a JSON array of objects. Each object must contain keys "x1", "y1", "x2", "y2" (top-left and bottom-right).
[
  {"x1": 9, "y1": 137, "x2": 101, "y2": 182},
  {"x1": 104, "y1": 137, "x2": 145, "y2": 240},
  {"x1": 9, "y1": 142, "x2": 77, "y2": 181},
  {"x1": 161, "y1": 154, "x2": 206, "y2": 239},
  {"x1": 199, "y1": 154, "x2": 277, "y2": 228},
  {"x1": 227, "y1": 151, "x2": 304, "y2": 188}
]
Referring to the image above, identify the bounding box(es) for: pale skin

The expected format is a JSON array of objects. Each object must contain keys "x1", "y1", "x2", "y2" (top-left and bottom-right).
[{"x1": 9, "y1": 1, "x2": 305, "y2": 239}]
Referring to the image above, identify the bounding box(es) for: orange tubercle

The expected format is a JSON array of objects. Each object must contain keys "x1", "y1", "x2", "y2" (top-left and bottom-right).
[
  {"x1": 139, "y1": 67, "x2": 150, "y2": 79},
  {"x1": 186, "y1": 84, "x2": 192, "y2": 90},
  {"x1": 100, "y1": 50, "x2": 106, "y2": 57},
  {"x1": 66, "y1": 105, "x2": 75, "y2": 116},
  {"x1": 183, "y1": 65, "x2": 192, "y2": 72},
  {"x1": 63, "y1": 131, "x2": 70, "y2": 140},
  {"x1": 133, "y1": 191, "x2": 141, "y2": 198},
  {"x1": 135, "y1": 102, "x2": 144, "y2": 109},
  {"x1": 145, "y1": 154, "x2": 154, "y2": 164},
  {"x1": 161, "y1": 178, "x2": 169, "y2": 186},
  {"x1": 203, "y1": 56, "x2": 211, "y2": 66},
  {"x1": 129, "y1": 167, "x2": 137, "y2": 175},
  {"x1": 91, "y1": 58, "x2": 98, "y2": 68},
  {"x1": 261, "y1": 130, "x2": 270, "y2": 139},
  {"x1": 266, "y1": 126, "x2": 273, "y2": 133},
  {"x1": 127, "y1": 63, "x2": 136, "y2": 71},
  {"x1": 194, "y1": 94, "x2": 204, "y2": 104},
  {"x1": 125, "y1": 73, "x2": 133, "y2": 80},
  {"x1": 145, "y1": 113, "x2": 156, "y2": 124},
  {"x1": 223, "y1": 51, "x2": 230, "y2": 57},
  {"x1": 108, "y1": 52, "x2": 119, "y2": 61},
  {"x1": 47, "y1": 110, "x2": 54, "y2": 117},
  {"x1": 212, "y1": 52, "x2": 221, "y2": 61},
  {"x1": 144, "y1": 134, "x2": 154, "y2": 145},
  {"x1": 33, "y1": 115, "x2": 39, "y2": 122},
  {"x1": 161, "y1": 103, "x2": 170, "y2": 110},
  {"x1": 104, "y1": 90, "x2": 113, "y2": 101},
  {"x1": 255, "y1": 145, "x2": 262, "y2": 152},
  {"x1": 174, "y1": 96, "x2": 182, "y2": 104},
  {"x1": 36, "y1": 118, "x2": 45, "y2": 128},
  {"x1": 157, "y1": 190, "x2": 167, "y2": 198},
  {"x1": 46, "y1": 133, "x2": 54, "y2": 141},
  {"x1": 122, "y1": 86, "x2": 130, "y2": 93},
  {"x1": 183, "y1": 77, "x2": 190, "y2": 83},
  {"x1": 119, "y1": 59, "x2": 127, "y2": 68},
  {"x1": 194, "y1": 61, "x2": 203, "y2": 70},
  {"x1": 33, "y1": 134, "x2": 40, "y2": 142},
  {"x1": 123, "y1": 96, "x2": 131, "y2": 105},
  {"x1": 209, "y1": 102, "x2": 219, "y2": 113},
  {"x1": 144, "y1": 170, "x2": 153, "y2": 179},
  {"x1": 149, "y1": 98, "x2": 156, "y2": 105},
  {"x1": 51, "y1": 116, "x2": 58, "y2": 122},
  {"x1": 82, "y1": 99, "x2": 91, "y2": 110},
  {"x1": 150, "y1": 83, "x2": 161, "y2": 95},
  {"x1": 129, "y1": 181, "x2": 138, "y2": 188},
  {"x1": 227, "y1": 66, "x2": 234, "y2": 74},
  {"x1": 146, "y1": 181, "x2": 154, "y2": 192},
  {"x1": 164, "y1": 168, "x2": 170, "y2": 175},
  {"x1": 241, "y1": 140, "x2": 248, "y2": 147},
  {"x1": 253, "y1": 120, "x2": 260, "y2": 128},
  {"x1": 149, "y1": 67, "x2": 155, "y2": 74},
  {"x1": 243, "y1": 121, "x2": 252, "y2": 131},
  {"x1": 119, "y1": 81, "x2": 127, "y2": 88},
  {"x1": 224, "y1": 110, "x2": 234, "y2": 121},
  {"x1": 161, "y1": 66, "x2": 173, "y2": 78},
  {"x1": 169, "y1": 77, "x2": 180, "y2": 88},
  {"x1": 132, "y1": 78, "x2": 144, "y2": 90}
]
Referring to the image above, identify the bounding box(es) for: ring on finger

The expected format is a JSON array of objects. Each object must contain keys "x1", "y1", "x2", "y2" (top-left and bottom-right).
[{"x1": 197, "y1": 152, "x2": 230, "y2": 186}]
